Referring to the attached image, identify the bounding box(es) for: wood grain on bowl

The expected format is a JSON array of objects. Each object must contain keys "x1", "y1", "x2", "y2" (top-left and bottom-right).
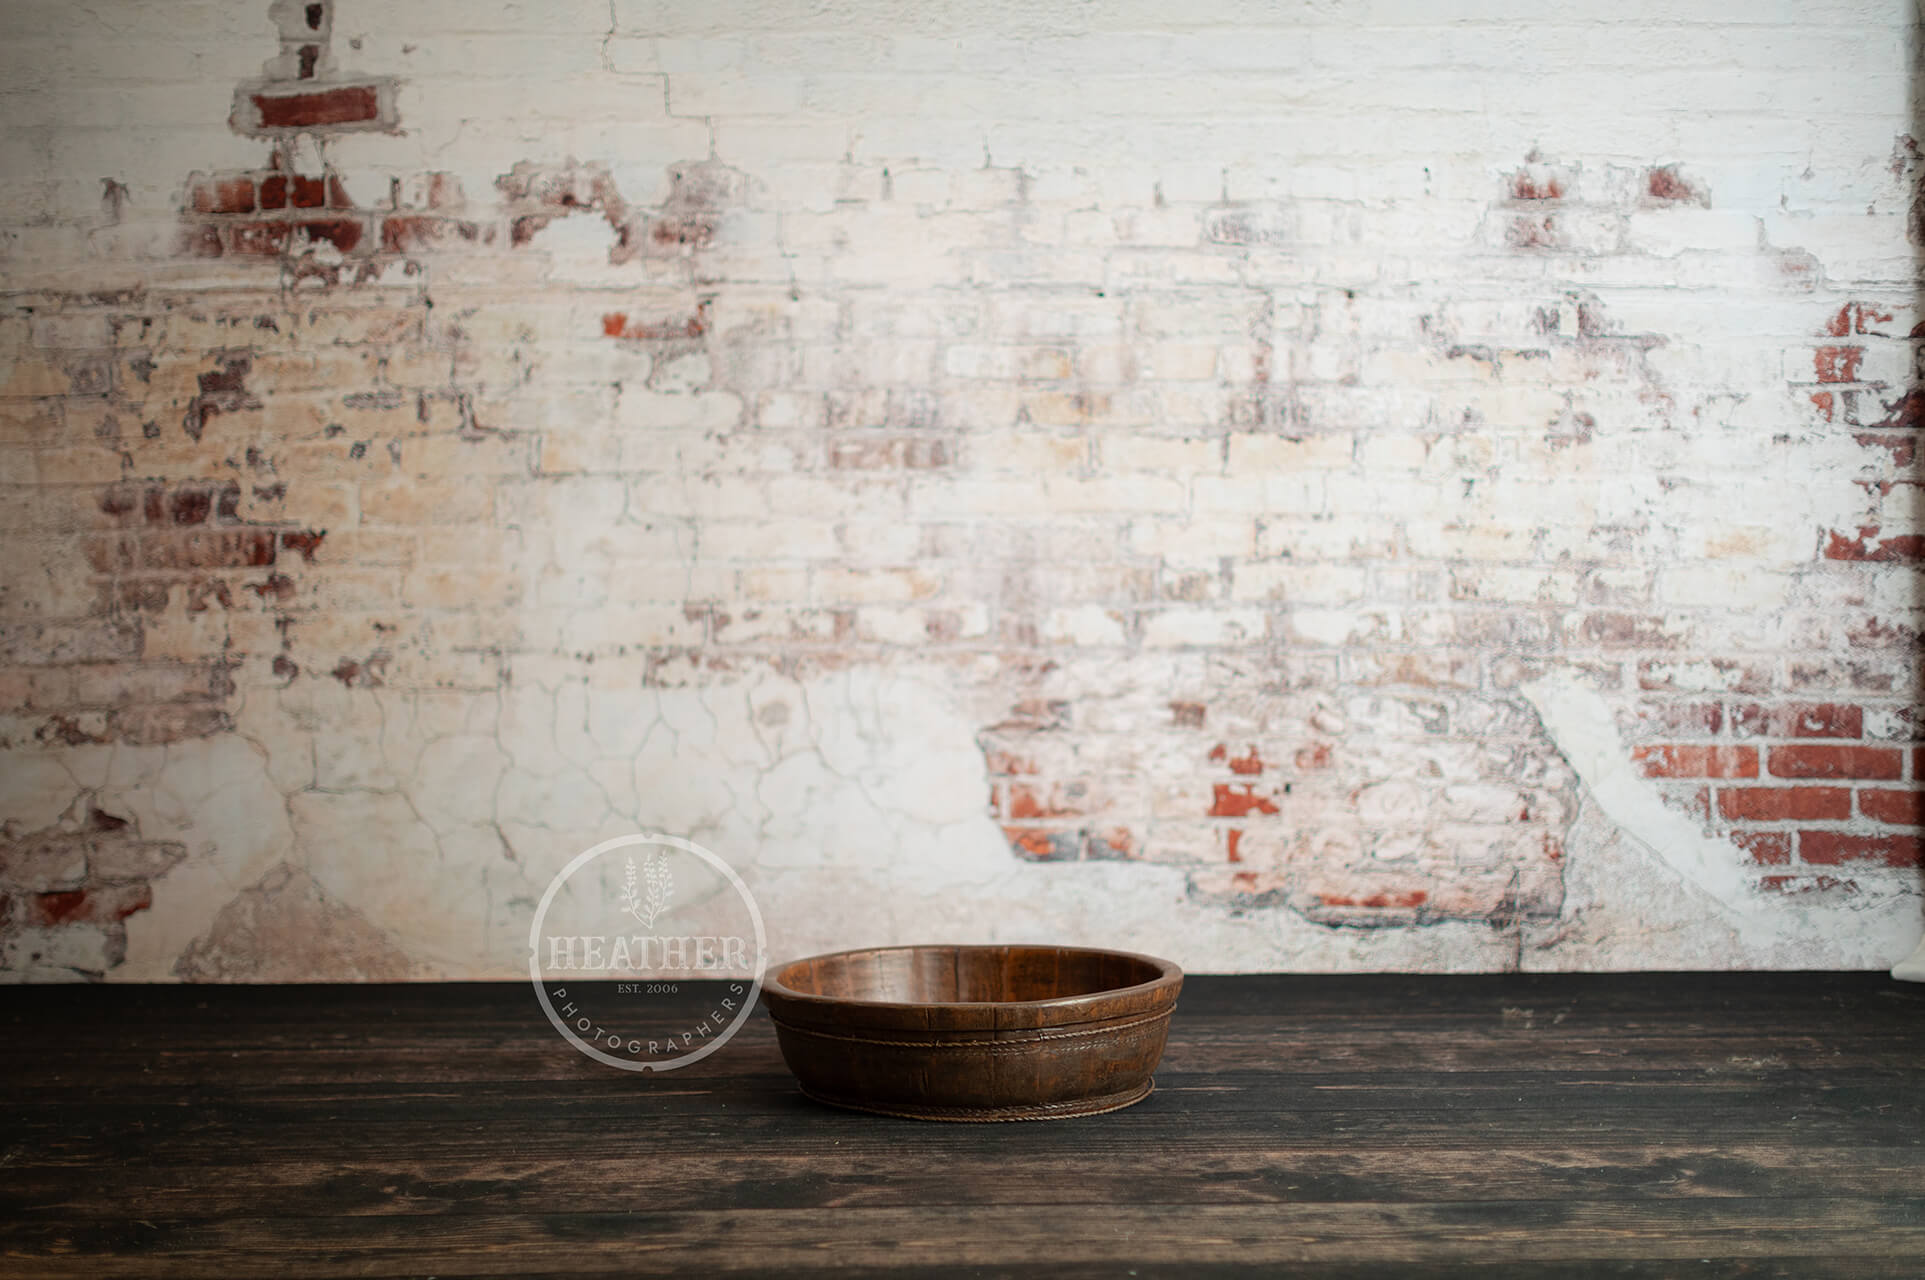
[{"x1": 761, "y1": 944, "x2": 1183, "y2": 1122}]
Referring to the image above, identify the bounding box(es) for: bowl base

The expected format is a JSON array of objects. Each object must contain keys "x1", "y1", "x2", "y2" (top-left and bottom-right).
[{"x1": 796, "y1": 1078, "x2": 1154, "y2": 1122}]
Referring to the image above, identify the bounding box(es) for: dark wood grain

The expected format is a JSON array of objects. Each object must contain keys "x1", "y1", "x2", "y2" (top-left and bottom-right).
[
  {"x1": 0, "y1": 973, "x2": 1920, "y2": 1277},
  {"x1": 762, "y1": 944, "x2": 1182, "y2": 1120}
]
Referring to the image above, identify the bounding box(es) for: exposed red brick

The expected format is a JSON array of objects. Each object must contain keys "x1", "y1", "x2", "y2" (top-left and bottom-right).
[
  {"x1": 1210, "y1": 784, "x2": 1279, "y2": 818},
  {"x1": 1799, "y1": 830, "x2": 1921, "y2": 867},
  {"x1": 1002, "y1": 826, "x2": 1073, "y2": 861},
  {"x1": 381, "y1": 215, "x2": 479, "y2": 254},
  {"x1": 296, "y1": 218, "x2": 363, "y2": 253},
  {"x1": 191, "y1": 177, "x2": 255, "y2": 214},
  {"x1": 1759, "y1": 873, "x2": 1858, "y2": 894},
  {"x1": 1730, "y1": 830, "x2": 1792, "y2": 866},
  {"x1": 1767, "y1": 744, "x2": 1903, "y2": 780},
  {"x1": 1813, "y1": 346, "x2": 1865, "y2": 383},
  {"x1": 1086, "y1": 827, "x2": 1133, "y2": 859},
  {"x1": 1645, "y1": 166, "x2": 1704, "y2": 203},
  {"x1": 1625, "y1": 701, "x2": 1724, "y2": 739},
  {"x1": 1317, "y1": 890, "x2": 1428, "y2": 910},
  {"x1": 1866, "y1": 387, "x2": 1925, "y2": 429},
  {"x1": 1637, "y1": 658, "x2": 1769, "y2": 696},
  {"x1": 31, "y1": 884, "x2": 152, "y2": 926},
  {"x1": 828, "y1": 438, "x2": 953, "y2": 470},
  {"x1": 1729, "y1": 702, "x2": 1863, "y2": 740},
  {"x1": 1630, "y1": 744, "x2": 1758, "y2": 779},
  {"x1": 1809, "y1": 391, "x2": 1835, "y2": 423},
  {"x1": 1854, "y1": 304, "x2": 1895, "y2": 335},
  {"x1": 982, "y1": 750, "x2": 1038, "y2": 776},
  {"x1": 1823, "y1": 306, "x2": 1851, "y2": 338},
  {"x1": 252, "y1": 84, "x2": 380, "y2": 130},
  {"x1": 1824, "y1": 526, "x2": 1925, "y2": 562},
  {"x1": 1511, "y1": 174, "x2": 1562, "y2": 200},
  {"x1": 279, "y1": 530, "x2": 326, "y2": 562},
  {"x1": 1225, "y1": 829, "x2": 1244, "y2": 862},
  {"x1": 1169, "y1": 701, "x2": 1206, "y2": 728},
  {"x1": 1506, "y1": 214, "x2": 1557, "y2": 249},
  {"x1": 180, "y1": 223, "x2": 224, "y2": 258},
  {"x1": 1716, "y1": 786, "x2": 1851, "y2": 822},
  {"x1": 248, "y1": 573, "x2": 296, "y2": 603},
  {"x1": 140, "y1": 529, "x2": 276, "y2": 570},
  {"x1": 1858, "y1": 788, "x2": 1924, "y2": 825},
  {"x1": 650, "y1": 216, "x2": 715, "y2": 249},
  {"x1": 1006, "y1": 783, "x2": 1085, "y2": 820},
  {"x1": 602, "y1": 310, "x2": 707, "y2": 341},
  {"x1": 226, "y1": 220, "x2": 291, "y2": 257},
  {"x1": 290, "y1": 174, "x2": 328, "y2": 209},
  {"x1": 1207, "y1": 743, "x2": 1262, "y2": 774},
  {"x1": 1295, "y1": 742, "x2": 1333, "y2": 770}
]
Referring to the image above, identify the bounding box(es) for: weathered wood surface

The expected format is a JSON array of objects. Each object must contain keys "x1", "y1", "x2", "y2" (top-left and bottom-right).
[{"x1": 1, "y1": 973, "x2": 1920, "y2": 1277}]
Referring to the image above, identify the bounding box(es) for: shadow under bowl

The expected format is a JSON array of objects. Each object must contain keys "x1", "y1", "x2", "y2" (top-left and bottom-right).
[{"x1": 761, "y1": 943, "x2": 1183, "y2": 1122}]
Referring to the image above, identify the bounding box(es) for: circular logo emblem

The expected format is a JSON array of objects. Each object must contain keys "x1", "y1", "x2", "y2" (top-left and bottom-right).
[{"x1": 529, "y1": 833, "x2": 766, "y2": 1072}]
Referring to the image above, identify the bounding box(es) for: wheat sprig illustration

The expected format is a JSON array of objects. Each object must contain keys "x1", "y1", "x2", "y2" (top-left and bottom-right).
[
  {"x1": 641, "y1": 849, "x2": 673, "y2": 929},
  {"x1": 617, "y1": 855, "x2": 643, "y2": 919}
]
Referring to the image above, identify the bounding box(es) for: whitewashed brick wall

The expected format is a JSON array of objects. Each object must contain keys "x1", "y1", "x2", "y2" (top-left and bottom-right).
[{"x1": 0, "y1": 0, "x2": 1920, "y2": 979}]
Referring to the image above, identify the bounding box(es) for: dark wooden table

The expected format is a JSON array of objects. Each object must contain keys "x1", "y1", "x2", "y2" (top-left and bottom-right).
[{"x1": 2, "y1": 973, "x2": 1921, "y2": 1277}]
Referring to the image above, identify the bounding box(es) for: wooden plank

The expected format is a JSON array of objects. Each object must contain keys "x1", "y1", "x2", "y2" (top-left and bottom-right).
[
  {"x1": 0, "y1": 974, "x2": 1919, "y2": 1277},
  {"x1": 5, "y1": 1201, "x2": 1925, "y2": 1276}
]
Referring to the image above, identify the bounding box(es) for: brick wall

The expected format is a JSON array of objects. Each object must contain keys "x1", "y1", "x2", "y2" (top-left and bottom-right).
[{"x1": 0, "y1": 0, "x2": 1919, "y2": 979}]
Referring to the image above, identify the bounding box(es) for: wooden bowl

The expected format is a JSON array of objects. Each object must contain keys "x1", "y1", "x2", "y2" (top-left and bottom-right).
[{"x1": 761, "y1": 944, "x2": 1183, "y2": 1122}]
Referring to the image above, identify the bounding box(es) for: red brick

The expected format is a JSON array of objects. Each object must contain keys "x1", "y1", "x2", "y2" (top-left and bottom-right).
[
  {"x1": 251, "y1": 84, "x2": 380, "y2": 130},
  {"x1": 1716, "y1": 786, "x2": 1851, "y2": 822},
  {"x1": 1630, "y1": 744, "x2": 1758, "y2": 779},
  {"x1": 1729, "y1": 702, "x2": 1862, "y2": 740},
  {"x1": 1868, "y1": 387, "x2": 1925, "y2": 430},
  {"x1": 226, "y1": 220, "x2": 290, "y2": 257},
  {"x1": 191, "y1": 177, "x2": 255, "y2": 214},
  {"x1": 1006, "y1": 783, "x2": 1086, "y2": 820},
  {"x1": 1210, "y1": 784, "x2": 1279, "y2": 818},
  {"x1": 1759, "y1": 873, "x2": 1858, "y2": 894},
  {"x1": 295, "y1": 218, "x2": 364, "y2": 253},
  {"x1": 1624, "y1": 701, "x2": 1723, "y2": 739},
  {"x1": 381, "y1": 215, "x2": 479, "y2": 254},
  {"x1": 1798, "y1": 830, "x2": 1921, "y2": 868},
  {"x1": 1767, "y1": 744, "x2": 1903, "y2": 780},
  {"x1": 1730, "y1": 830, "x2": 1792, "y2": 866},
  {"x1": 1823, "y1": 526, "x2": 1925, "y2": 562},
  {"x1": 1001, "y1": 826, "x2": 1076, "y2": 861},
  {"x1": 1168, "y1": 701, "x2": 1206, "y2": 728},
  {"x1": 30, "y1": 883, "x2": 152, "y2": 926},
  {"x1": 1208, "y1": 743, "x2": 1264, "y2": 775},
  {"x1": 1858, "y1": 788, "x2": 1924, "y2": 825},
  {"x1": 982, "y1": 750, "x2": 1038, "y2": 776},
  {"x1": 1813, "y1": 346, "x2": 1865, "y2": 382},
  {"x1": 1646, "y1": 166, "x2": 1703, "y2": 203},
  {"x1": 139, "y1": 529, "x2": 277, "y2": 570}
]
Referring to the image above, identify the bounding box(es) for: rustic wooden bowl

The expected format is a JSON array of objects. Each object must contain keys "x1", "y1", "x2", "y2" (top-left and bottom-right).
[{"x1": 761, "y1": 944, "x2": 1182, "y2": 1122}]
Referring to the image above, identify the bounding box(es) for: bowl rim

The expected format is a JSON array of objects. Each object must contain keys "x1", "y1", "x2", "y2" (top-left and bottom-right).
[{"x1": 761, "y1": 942, "x2": 1183, "y2": 1014}]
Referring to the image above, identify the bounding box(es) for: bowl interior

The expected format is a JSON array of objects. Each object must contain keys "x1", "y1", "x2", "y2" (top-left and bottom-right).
[{"x1": 773, "y1": 945, "x2": 1169, "y2": 1006}]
